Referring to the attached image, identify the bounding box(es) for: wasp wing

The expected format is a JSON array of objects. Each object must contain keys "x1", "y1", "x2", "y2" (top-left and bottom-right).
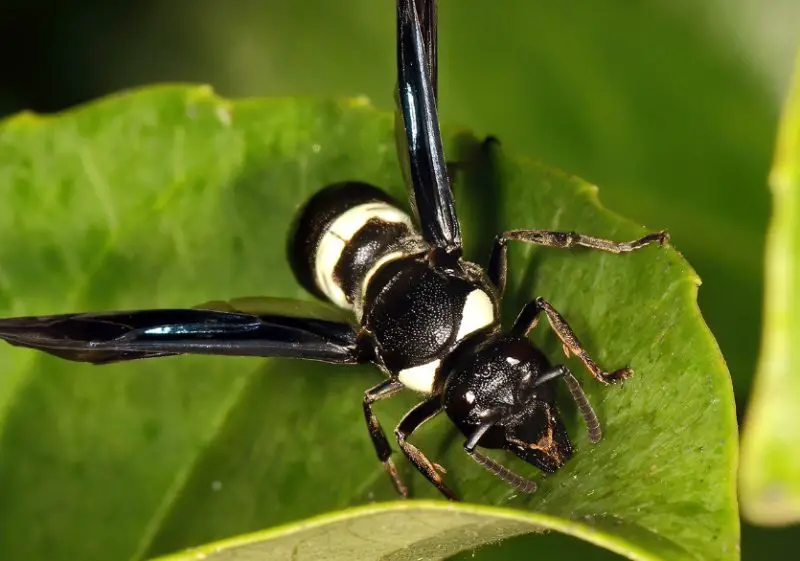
[
  {"x1": 416, "y1": 0, "x2": 437, "y2": 98},
  {"x1": 0, "y1": 298, "x2": 362, "y2": 365},
  {"x1": 395, "y1": 0, "x2": 461, "y2": 252}
]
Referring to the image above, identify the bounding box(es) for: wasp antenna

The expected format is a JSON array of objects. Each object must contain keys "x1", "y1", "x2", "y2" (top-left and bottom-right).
[
  {"x1": 561, "y1": 368, "x2": 603, "y2": 443},
  {"x1": 467, "y1": 450, "x2": 538, "y2": 494}
]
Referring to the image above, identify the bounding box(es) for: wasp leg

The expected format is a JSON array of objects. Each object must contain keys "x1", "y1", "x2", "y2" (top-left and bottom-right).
[
  {"x1": 512, "y1": 297, "x2": 631, "y2": 385},
  {"x1": 364, "y1": 378, "x2": 408, "y2": 497},
  {"x1": 395, "y1": 395, "x2": 458, "y2": 501},
  {"x1": 502, "y1": 229, "x2": 668, "y2": 253},
  {"x1": 488, "y1": 229, "x2": 668, "y2": 297},
  {"x1": 487, "y1": 237, "x2": 509, "y2": 296}
]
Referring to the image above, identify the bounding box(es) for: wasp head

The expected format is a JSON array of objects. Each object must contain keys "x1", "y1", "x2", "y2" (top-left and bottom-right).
[{"x1": 441, "y1": 334, "x2": 573, "y2": 473}]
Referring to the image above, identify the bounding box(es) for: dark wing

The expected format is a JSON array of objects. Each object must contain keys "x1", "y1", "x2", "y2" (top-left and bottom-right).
[
  {"x1": 395, "y1": 0, "x2": 461, "y2": 252},
  {"x1": 415, "y1": 0, "x2": 437, "y2": 98},
  {"x1": 0, "y1": 298, "x2": 362, "y2": 365}
]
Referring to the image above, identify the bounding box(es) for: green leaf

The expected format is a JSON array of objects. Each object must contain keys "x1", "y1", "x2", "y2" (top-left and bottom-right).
[
  {"x1": 0, "y1": 86, "x2": 737, "y2": 561},
  {"x1": 149, "y1": 502, "x2": 699, "y2": 561},
  {"x1": 127, "y1": 0, "x2": 776, "y2": 403},
  {"x1": 740, "y1": 52, "x2": 800, "y2": 526}
]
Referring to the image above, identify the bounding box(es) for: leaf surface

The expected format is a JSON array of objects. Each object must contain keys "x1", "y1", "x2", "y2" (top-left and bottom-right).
[{"x1": 0, "y1": 87, "x2": 737, "y2": 561}]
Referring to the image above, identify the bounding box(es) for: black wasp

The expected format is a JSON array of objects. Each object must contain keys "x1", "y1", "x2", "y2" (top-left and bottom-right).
[{"x1": 0, "y1": 0, "x2": 668, "y2": 501}]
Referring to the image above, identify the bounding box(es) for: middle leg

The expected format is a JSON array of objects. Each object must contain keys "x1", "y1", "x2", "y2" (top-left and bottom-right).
[{"x1": 364, "y1": 378, "x2": 408, "y2": 497}]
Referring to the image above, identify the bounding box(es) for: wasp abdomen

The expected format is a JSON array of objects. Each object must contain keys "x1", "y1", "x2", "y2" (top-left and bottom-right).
[{"x1": 289, "y1": 182, "x2": 424, "y2": 311}]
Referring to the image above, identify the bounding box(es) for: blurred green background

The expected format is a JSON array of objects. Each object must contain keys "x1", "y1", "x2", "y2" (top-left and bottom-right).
[{"x1": 1, "y1": 0, "x2": 798, "y2": 558}]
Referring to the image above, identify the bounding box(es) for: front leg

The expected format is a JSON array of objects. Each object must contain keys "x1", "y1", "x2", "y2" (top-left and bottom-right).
[
  {"x1": 395, "y1": 395, "x2": 458, "y2": 501},
  {"x1": 487, "y1": 228, "x2": 668, "y2": 296},
  {"x1": 511, "y1": 297, "x2": 631, "y2": 385},
  {"x1": 363, "y1": 379, "x2": 408, "y2": 497}
]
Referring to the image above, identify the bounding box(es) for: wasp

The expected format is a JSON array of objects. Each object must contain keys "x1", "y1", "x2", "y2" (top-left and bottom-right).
[{"x1": 0, "y1": 0, "x2": 668, "y2": 500}]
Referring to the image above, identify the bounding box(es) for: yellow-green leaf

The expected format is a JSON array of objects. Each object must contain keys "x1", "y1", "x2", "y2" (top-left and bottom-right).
[{"x1": 740, "y1": 52, "x2": 800, "y2": 526}]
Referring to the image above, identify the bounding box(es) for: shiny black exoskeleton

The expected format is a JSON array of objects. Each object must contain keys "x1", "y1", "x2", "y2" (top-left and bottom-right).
[
  {"x1": 0, "y1": 0, "x2": 668, "y2": 500},
  {"x1": 441, "y1": 335, "x2": 573, "y2": 475}
]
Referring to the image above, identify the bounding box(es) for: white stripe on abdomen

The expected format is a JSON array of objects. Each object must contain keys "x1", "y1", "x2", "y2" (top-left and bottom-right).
[{"x1": 313, "y1": 202, "x2": 413, "y2": 309}]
